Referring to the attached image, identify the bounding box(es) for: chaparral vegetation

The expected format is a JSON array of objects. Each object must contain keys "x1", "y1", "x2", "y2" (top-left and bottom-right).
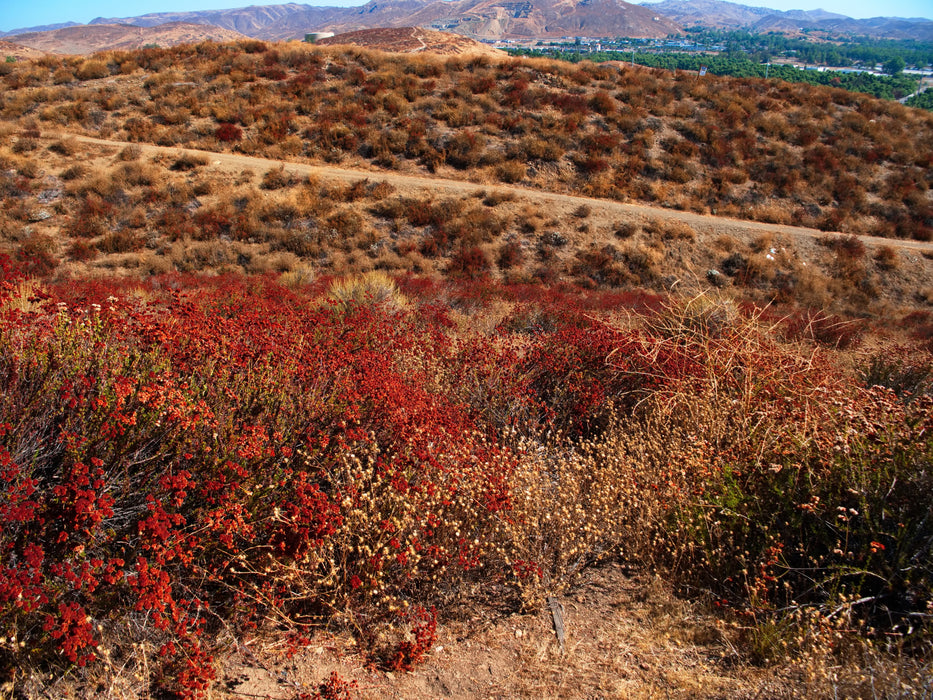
[
  {"x1": 1, "y1": 40, "x2": 932, "y2": 239},
  {"x1": 0, "y1": 38, "x2": 931, "y2": 699}
]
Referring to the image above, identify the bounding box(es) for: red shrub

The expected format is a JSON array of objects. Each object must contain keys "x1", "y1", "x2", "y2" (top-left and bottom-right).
[
  {"x1": 304, "y1": 671, "x2": 357, "y2": 700},
  {"x1": 782, "y1": 309, "x2": 865, "y2": 349},
  {"x1": 15, "y1": 234, "x2": 58, "y2": 277},
  {"x1": 215, "y1": 122, "x2": 243, "y2": 142},
  {"x1": 447, "y1": 245, "x2": 490, "y2": 278},
  {"x1": 389, "y1": 606, "x2": 437, "y2": 671}
]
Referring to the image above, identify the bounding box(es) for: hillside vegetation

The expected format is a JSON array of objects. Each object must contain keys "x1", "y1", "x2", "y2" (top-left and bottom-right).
[
  {"x1": 1, "y1": 261, "x2": 932, "y2": 698},
  {"x1": 2, "y1": 40, "x2": 932, "y2": 240},
  {"x1": 0, "y1": 40, "x2": 932, "y2": 699}
]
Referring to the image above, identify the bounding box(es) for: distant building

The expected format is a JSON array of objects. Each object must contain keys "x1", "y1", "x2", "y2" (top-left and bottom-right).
[{"x1": 305, "y1": 32, "x2": 335, "y2": 43}]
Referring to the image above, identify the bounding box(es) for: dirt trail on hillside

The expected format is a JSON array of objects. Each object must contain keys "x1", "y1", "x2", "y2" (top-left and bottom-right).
[{"x1": 53, "y1": 133, "x2": 933, "y2": 255}]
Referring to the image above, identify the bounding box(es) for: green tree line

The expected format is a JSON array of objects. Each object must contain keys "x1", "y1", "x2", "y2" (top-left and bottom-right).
[
  {"x1": 682, "y1": 29, "x2": 933, "y2": 69},
  {"x1": 508, "y1": 48, "x2": 920, "y2": 101},
  {"x1": 905, "y1": 89, "x2": 933, "y2": 110}
]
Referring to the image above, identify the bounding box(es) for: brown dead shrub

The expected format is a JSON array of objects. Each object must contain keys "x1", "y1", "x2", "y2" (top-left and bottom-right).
[
  {"x1": 483, "y1": 189, "x2": 517, "y2": 207},
  {"x1": 76, "y1": 59, "x2": 109, "y2": 81},
  {"x1": 171, "y1": 152, "x2": 209, "y2": 172},
  {"x1": 614, "y1": 222, "x2": 640, "y2": 239},
  {"x1": 495, "y1": 161, "x2": 526, "y2": 184},
  {"x1": 873, "y1": 245, "x2": 899, "y2": 271},
  {"x1": 496, "y1": 240, "x2": 525, "y2": 270},
  {"x1": 643, "y1": 218, "x2": 696, "y2": 241},
  {"x1": 97, "y1": 229, "x2": 142, "y2": 254},
  {"x1": 48, "y1": 138, "x2": 78, "y2": 156},
  {"x1": 60, "y1": 164, "x2": 86, "y2": 181},
  {"x1": 261, "y1": 166, "x2": 293, "y2": 190},
  {"x1": 66, "y1": 238, "x2": 98, "y2": 262}
]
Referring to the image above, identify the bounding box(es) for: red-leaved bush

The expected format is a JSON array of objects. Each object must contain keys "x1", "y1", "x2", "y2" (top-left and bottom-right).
[
  {"x1": 215, "y1": 122, "x2": 243, "y2": 143},
  {"x1": 0, "y1": 263, "x2": 930, "y2": 695}
]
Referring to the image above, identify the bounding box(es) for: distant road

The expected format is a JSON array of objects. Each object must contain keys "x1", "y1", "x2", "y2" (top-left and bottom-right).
[
  {"x1": 47, "y1": 132, "x2": 933, "y2": 255},
  {"x1": 900, "y1": 77, "x2": 933, "y2": 104}
]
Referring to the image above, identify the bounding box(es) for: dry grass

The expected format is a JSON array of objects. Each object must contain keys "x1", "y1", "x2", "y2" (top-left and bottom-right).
[{"x1": 325, "y1": 270, "x2": 409, "y2": 313}]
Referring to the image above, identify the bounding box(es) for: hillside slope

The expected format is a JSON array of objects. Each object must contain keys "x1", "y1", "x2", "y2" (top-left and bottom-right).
[
  {"x1": 1, "y1": 41, "x2": 932, "y2": 312},
  {"x1": 69, "y1": 0, "x2": 682, "y2": 40},
  {"x1": 8, "y1": 21, "x2": 248, "y2": 54},
  {"x1": 317, "y1": 27, "x2": 508, "y2": 56}
]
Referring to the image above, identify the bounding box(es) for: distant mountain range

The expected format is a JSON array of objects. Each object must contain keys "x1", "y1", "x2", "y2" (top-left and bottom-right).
[
  {"x1": 640, "y1": 0, "x2": 933, "y2": 40},
  {"x1": 1, "y1": 0, "x2": 680, "y2": 43},
  {"x1": 2, "y1": 0, "x2": 931, "y2": 48}
]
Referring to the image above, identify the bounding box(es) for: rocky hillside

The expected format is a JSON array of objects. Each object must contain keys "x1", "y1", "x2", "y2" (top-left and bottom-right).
[
  {"x1": 8, "y1": 22, "x2": 248, "y2": 55},
  {"x1": 14, "y1": 0, "x2": 682, "y2": 43},
  {"x1": 317, "y1": 27, "x2": 507, "y2": 56},
  {"x1": 326, "y1": 0, "x2": 683, "y2": 39}
]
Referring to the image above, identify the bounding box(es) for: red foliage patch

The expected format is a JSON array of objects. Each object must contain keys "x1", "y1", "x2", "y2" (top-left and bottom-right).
[{"x1": 215, "y1": 122, "x2": 243, "y2": 143}]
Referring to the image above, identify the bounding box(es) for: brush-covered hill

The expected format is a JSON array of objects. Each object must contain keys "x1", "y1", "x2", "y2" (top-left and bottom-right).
[
  {"x1": 316, "y1": 27, "x2": 507, "y2": 57},
  {"x1": 1, "y1": 39, "x2": 932, "y2": 316},
  {"x1": 3, "y1": 39, "x2": 928, "y2": 241},
  {"x1": 324, "y1": 0, "x2": 684, "y2": 39},
  {"x1": 0, "y1": 39, "x2": 55, "y2": 61},
  {"x1": 1, "y1": 38, "x2": 932, "y2": 700},
  {"x1": 7, "y1": 21, "x2": 249, "y2": 55}
]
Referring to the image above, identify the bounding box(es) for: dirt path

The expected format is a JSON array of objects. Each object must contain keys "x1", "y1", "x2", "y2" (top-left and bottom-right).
[{"x1": 52, "y1": 133, "x2": 933, "y2": 255}]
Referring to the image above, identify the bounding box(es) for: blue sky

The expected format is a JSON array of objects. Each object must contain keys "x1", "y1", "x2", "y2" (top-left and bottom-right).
[{"x1": 2, "y1": 0, "x2": 931, "y2": 34}]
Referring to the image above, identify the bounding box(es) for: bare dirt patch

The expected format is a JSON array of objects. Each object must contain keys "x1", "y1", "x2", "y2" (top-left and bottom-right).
[{"x1": 218, "y1": 562, "x2": 778, "y2": 700}]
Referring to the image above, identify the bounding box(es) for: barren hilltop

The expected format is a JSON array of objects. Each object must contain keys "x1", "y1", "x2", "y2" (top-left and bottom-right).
[{"x1": 6, "y1": 21, "x2": 249, "y2": 54}]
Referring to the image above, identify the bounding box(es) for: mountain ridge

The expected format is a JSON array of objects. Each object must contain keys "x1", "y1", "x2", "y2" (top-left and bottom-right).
[
  {"x1": 640, "y1": 0, "x2": 933, "y2": 40},
  {"x1": 6, "y1": 0, "x2": 681, "y2": 42},
  {"x1": 4, "y1": 0, "x2": 932, "y2": 46}
]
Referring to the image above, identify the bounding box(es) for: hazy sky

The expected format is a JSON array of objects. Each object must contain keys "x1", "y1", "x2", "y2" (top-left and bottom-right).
[{"x1": 2, "y1": 0, "x2": 931, "y2": 34}]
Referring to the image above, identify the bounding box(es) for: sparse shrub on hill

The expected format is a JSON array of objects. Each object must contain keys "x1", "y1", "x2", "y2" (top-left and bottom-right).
[
  {"x1": 496, "y1": 240, "x2": 525, "y2": 270},
  {"x1": 97, "y1": 229, "x2": 141, "y2": 254},
  {"x1": 643, "y1": 217, "x2": 696, "y2": 241},
  {"x1": 75, "y1": 59, "x2": 109, "y2": 81},
  {"x1": 66, "y1": 238, "x2": 98, "y2": 262},
  {"x1": 574, "y1": 245, "x2": 630, "y2": 288},
  {"x1": 873, "y1": 245, "x2": 899, "y2": 270},
  {"x1": 3, "y1": 42, "x2": 932, "y2": 238},
  {"x1": 47, "y1": 138, "x2": 78, "y2": 156},
  {"x1": 444, "y1": 130, "x2": 486, "y2": 170},
  {"x1": 215, "y1": 122, "x2": 242, "y2": 143},
  {"x1": 52, "y1": 67, "x2": 74, "y2": 85},
  {"x1": 261, "y1": 165, "x2": 293, "y2": 190},
  {"x1": 326, "y1": 270, "x2": 408, "y2": 313},
  {"x1": 171, "y1": 152, "x2": 209, "y2": 172},
  {"x1": 495, "y1": 160, "x2": 526, "y2": 184},
  {"x1": 447, "y1": 245, "x2": 490, "y2": 278},
  {"x1": 14, "y1": 232, "x2": 57, "y2": 276}
]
